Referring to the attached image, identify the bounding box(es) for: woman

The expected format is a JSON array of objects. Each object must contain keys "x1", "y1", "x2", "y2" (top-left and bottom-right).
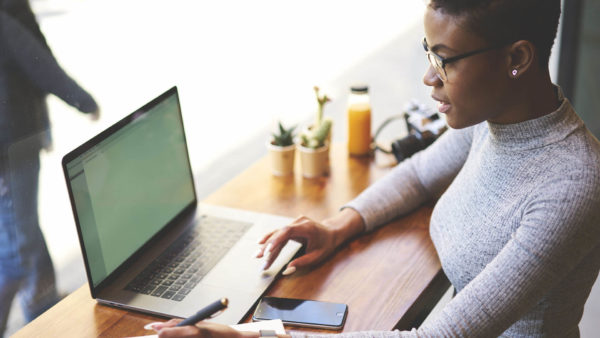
[{"x1": 155, "y1": 0, "x2": 600, "y2": 336}]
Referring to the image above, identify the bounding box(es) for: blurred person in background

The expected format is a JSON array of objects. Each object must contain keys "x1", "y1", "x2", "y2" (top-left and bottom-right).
[{"x1": 0, "y1": 0, "x2": 99, "y2": 334}]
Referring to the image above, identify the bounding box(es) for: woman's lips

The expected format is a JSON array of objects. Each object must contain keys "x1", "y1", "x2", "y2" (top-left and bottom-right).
[
  {"x1": 433, "y1": 95, "x2": 451, "y2": 114},
  {"x1": 437, "y1": 100, "x2": 451, "y2": 114}
]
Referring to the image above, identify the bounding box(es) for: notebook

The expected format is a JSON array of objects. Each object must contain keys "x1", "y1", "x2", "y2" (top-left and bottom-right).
[{"x1": 62, "y1": 86, "x2": 301, "y2": 324}]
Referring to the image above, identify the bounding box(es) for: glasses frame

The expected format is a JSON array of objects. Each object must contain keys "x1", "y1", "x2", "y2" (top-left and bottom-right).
[{"x1": 422, "y1": 37, "x2": 507, "y2": 81}]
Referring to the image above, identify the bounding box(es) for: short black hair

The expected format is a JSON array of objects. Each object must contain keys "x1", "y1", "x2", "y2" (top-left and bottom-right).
[{"x1": 429, "y1": 0, "x2": 561, "y2": 67}]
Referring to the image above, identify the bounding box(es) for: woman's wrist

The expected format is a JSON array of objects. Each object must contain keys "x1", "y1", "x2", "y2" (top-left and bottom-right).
[{"x1": 323, "y1": 208, "x2": 365, "y2": 248}]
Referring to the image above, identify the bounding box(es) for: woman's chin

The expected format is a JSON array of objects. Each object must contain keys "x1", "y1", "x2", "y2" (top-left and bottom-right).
[
  {"x1": 446, "y1": 116, "x2": 483, "y2": 130},
  {"x1": 444, "y1": 111, "x2": 478, "y2": 129}
]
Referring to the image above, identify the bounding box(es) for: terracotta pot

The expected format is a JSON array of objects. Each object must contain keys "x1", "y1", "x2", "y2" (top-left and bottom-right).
[
  {"x1": 267, "y1": 142, "x2": 296, "y2": 176},
  {"x1": 298, "y1": 143, "x2": 329, "y2": 178}
]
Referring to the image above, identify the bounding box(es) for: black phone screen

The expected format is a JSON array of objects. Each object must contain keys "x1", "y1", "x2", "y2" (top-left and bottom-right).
[{"x1": 253, "y1": 297, "x2": 348, "y2": 329}]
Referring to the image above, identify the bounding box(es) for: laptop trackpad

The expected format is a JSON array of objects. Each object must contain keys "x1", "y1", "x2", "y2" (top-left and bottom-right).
[{"x1": 201, "y1": 238, "x2": 300, "y2": 291}]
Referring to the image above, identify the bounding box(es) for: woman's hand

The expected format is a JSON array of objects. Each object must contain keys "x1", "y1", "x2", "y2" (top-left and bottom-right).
[
  {"x1": 152, "y1": 319, "x2": 259, "y2": 338},
  {"x1": 256, "y1": 208, "x2": 365, "y2": 275}
]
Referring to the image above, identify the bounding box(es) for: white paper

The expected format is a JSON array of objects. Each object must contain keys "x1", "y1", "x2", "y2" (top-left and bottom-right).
[{"x1": 231, "y1": 319, "x2": 286, "y2": 334}]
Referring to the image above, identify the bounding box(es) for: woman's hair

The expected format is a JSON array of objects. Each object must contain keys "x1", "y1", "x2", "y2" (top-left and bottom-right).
[{"x1": 429, "y1": 0, "x2": 561, "y2": 67}]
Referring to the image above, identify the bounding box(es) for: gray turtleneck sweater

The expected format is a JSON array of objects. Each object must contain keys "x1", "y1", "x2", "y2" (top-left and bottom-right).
[{"x1": 294, "y1": 88, "x2": 600, "y2": 337}]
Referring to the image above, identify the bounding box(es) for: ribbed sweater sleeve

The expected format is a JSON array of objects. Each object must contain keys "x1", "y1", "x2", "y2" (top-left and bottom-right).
[
  {"x1": 343, "y1": 125, "x2": 473, "y2": 232},
  {"x1": 0, "y1": 11, "x2": 98, "y2": 113}
]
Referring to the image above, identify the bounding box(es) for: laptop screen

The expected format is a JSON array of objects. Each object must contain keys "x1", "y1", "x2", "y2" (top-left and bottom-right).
[{"x1": 64, "y1": 88, "x2": 196, "y2": 288}]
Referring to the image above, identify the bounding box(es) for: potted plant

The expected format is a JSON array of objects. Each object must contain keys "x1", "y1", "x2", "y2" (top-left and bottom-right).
[
  {"x1": 311, "y1": 86, "x2": 332, "y2": 144},
  {"x1": 267, "y1": 121, "x2": 296, "y2": 176},
  {"x1": 298, "y1": 87, "x2": 333, "y2": 178}
]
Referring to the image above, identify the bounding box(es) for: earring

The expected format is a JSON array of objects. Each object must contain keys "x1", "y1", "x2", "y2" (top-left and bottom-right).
[{"x1": 512, "y1": 69, "x2": 518, "y2": 76}]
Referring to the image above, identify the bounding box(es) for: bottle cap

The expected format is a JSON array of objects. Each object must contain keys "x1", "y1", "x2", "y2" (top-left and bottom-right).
[{"x1": 350, "y1": 84, "x2": 369, "y2": 93}]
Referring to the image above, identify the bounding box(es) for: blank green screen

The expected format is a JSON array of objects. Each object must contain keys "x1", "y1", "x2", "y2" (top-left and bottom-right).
[{"x1": 67, "y1": 93, "x2": 195, "y2": 286}]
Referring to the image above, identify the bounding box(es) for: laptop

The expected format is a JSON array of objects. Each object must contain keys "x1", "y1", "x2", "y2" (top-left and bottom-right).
[{"x1": 62, "y1": 86, "x2": 301, "y2": 324}]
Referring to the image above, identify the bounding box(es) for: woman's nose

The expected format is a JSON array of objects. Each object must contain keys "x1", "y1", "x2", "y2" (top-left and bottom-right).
[{"x1": 423, "y1": 64, "x2": 442, "y2": 87}]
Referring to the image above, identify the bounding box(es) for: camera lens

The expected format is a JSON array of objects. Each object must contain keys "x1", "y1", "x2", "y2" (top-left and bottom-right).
[{"x1": 391, "y1": 134, "x2": 423, "y2": 162}]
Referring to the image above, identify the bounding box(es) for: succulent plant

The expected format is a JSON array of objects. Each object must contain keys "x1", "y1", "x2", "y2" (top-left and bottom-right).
[
  {"x1": 300, "y1": 86, "x2": 332, "y2": 149},
  {"x1": 271, "y1": 121, "x2": 296, "y2": 147},
  {"x1": 314, "y1": 86, "x2": 331, "y2": 127},
  {"x1": 301, "y1": 117, "x2": 332, "y2": 149}
]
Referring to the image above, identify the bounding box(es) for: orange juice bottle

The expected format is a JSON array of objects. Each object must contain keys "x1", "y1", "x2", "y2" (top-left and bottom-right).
[{"x1": 347, "y1": 85, "x2": 372, "y2": 156}]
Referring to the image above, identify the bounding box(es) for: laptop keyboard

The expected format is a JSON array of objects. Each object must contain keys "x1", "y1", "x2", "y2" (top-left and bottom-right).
[{"x1": 124, "y1": 215, "x2": 252, "y2": 301}]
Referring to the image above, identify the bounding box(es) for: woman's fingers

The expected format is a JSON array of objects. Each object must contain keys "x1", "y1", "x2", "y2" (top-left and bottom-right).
[
  {"x1": 256, "y1": 221, "x2": 303, "y2": 259},
  {"x1": 261, "y1": 226, "x2": 296, "y2": 270},
  {"x1": 256, "y1": 228, "x2": 281, "y2": 259},
  {"x1": 262, "y1": 218, "x2": 316, "y2": 267},
  {"x1": 255, "y1": 241, "x2": 271, "y2": 259},
  {"x1": 287, "y1": 250, "x2": 325, "y2": 270},
  {"x1": 280, "y1": 249, "x2": 330, "y2": 276},
  {"x1": 149, "y1": 319, "x2": 181, "y2": 331},
  {"x1": 157, "y1": 325, "x2": 200, "y2": 338},
  {"x1": 260, "y1": 216, "x2": 332, "y2": 271},
  {"x1": 257, "y1": 229, "x2": 277, "y2": 245}
]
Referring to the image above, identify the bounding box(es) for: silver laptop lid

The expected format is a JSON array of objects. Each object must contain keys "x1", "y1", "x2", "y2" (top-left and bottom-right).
[{"x1": 62, "y1": 86, "x2": 197, "y2": 297}]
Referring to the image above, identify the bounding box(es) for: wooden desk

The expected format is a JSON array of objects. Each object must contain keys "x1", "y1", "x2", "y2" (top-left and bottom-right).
[{"x1": 14, "y1": 144, "x2": 449, "y2": 337}]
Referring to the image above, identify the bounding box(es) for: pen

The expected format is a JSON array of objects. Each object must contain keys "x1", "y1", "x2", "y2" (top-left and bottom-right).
[{"x1": 176, "y1": 298, "x2": 229, "y2": 327}]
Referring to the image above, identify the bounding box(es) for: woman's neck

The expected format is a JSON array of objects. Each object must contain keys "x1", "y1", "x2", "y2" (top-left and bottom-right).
[{"x1": 490, "y1": 69, "x2": 560, "y2": 125}]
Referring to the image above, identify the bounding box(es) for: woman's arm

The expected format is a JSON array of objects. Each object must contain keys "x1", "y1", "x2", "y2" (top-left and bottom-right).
[
  {"x1": 258, "y1": 126, "x2": 474, "y2": 272},
  {"x1": 345, "y1": 124, "x2": 474, "y2": 232}
]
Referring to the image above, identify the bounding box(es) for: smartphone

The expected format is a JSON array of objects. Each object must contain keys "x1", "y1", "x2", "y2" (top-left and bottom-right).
[{"x1": 252, "y1": 296, "x2": 348, "y2": 330}]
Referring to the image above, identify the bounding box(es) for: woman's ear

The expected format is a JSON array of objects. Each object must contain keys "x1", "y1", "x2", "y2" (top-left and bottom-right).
[{"x1": 506, "y1": 40, "x2": 535, "y2": 79}]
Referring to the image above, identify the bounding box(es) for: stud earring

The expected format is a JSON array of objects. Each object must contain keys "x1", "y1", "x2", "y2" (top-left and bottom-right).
[{"x1": 512, "y1": 69, "x2": 518, "y2": 76}]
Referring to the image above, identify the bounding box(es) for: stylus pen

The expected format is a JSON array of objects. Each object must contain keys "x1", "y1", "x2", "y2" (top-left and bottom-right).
[{"x1": 176, "y1": 298, "x2": 229, "y2": 327}]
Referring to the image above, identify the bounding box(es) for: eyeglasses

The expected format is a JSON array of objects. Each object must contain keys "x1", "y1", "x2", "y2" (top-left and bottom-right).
[{"x1": 422, "y1": 37, "x2": 505, "y2": 81}]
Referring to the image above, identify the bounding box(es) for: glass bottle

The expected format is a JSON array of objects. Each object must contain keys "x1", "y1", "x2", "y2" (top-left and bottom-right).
[{"x1": 347, "y1": 85, "x2": 372, "y2": 156}]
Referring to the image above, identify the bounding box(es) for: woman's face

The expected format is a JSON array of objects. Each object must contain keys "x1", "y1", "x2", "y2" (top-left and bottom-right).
[{"x1": 423, "y1": 7, "x2": 512, "y2": 129}]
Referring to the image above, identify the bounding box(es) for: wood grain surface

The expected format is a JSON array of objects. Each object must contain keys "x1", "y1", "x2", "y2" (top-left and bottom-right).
[{"x1": 14, "y1": 144, "x2": 448, "y2": 337}]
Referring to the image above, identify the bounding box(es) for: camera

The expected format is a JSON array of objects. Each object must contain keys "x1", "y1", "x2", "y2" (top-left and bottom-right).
[{"x1": 374, "y1": 103, "x2": 447, "y2": 163}]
